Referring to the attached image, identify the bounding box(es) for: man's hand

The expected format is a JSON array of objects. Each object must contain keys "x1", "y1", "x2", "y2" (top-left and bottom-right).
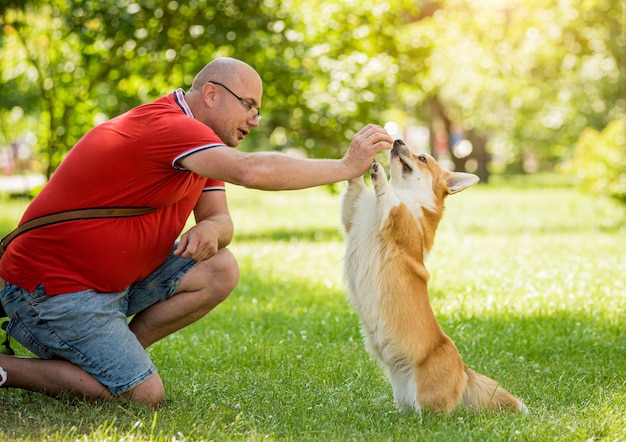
[
  {"x1": 174, "y1": 220, "x2": 220, "y2": 261},
  {"x1": 342, "y1": 124, "x2": 393, "y2": 178}
]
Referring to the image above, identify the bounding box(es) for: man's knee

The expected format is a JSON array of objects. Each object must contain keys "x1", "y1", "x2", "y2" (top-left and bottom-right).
[
  {"x1": 181, "y1": 248, "x2": 239, "y2": 305},
  {"x1": 213, "y1": 248, "x2": 239, "y2": 289},
  {"x1": 206, "y1": 248, "x2": 239, "y2": 301},
  {"x1": 123, "y1": 372, "x2": 165, "y2": 409}
]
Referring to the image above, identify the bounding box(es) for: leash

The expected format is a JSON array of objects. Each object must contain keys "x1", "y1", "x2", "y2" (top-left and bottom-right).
[
  {"x1": 0, "y1": 206, "x2": 157, "y2": 258},
  {"x1": 0, "y1": 206, "x2": 157, "y2": 354}
]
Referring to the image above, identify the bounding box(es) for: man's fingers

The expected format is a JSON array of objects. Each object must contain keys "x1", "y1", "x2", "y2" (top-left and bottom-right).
[
  {"x1": 369, "y1": 128, "x2": 393, "y2": 148},
  {"x1": 174, "y1": 237, "x2": 188, "y2": 256},
  {"x1": 358, "y1": 125, "x2": 392, "y2": 149}
]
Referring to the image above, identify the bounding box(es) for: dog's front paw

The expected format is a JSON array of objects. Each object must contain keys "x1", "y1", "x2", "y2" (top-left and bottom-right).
[
  {"x1": 371, "y1": 162, "x2": 388, "y2": 196},
  {"x1": 371, "y1": 162, "x2": 388, "y2": 182},
  {"x1": 370, "y1": 162, "x2": 380, "y2": 180},
  {"x1": 347, "y1": 175, "x2": 366, "y2": 189}
]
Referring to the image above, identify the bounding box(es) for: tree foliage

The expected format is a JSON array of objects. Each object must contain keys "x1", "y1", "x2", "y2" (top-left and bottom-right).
[
  {"x1": 567, "y1": 117, "x2": 626, "y2": 203},
  {"x1": 0, "y1": 0, "x2": 624, "y2": 181}
]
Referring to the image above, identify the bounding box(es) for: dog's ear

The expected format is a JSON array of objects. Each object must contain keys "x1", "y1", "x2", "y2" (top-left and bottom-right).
[{"x1": 446, "y1": 172, "x2": 480, "y2": 194}]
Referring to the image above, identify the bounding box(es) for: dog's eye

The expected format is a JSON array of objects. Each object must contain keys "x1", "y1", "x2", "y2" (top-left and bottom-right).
[{"x1": 418, "y1": 155, "x2": 427, "y2": 164}]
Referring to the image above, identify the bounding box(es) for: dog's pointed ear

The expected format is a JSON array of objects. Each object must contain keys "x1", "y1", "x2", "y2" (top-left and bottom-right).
[{"x1": 446, "y1": 172, "x2": 480, "y2": 194}]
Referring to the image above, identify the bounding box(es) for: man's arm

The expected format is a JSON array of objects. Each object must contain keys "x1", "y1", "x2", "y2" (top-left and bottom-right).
[
  {"x1": 178, "y1": 124, "x2": 392, "y2": 190},
  {"x1": 174, "y1": 190, "x2": 234, "y2": 261}
]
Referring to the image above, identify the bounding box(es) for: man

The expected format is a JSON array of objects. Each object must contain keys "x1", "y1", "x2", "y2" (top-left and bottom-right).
[{"x1": 0, "y1": 57, "x2": 392, "y2": 407}]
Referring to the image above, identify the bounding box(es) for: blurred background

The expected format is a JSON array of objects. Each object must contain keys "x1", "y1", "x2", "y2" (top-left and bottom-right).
[{"x1": 0, "y1": 0, "x2": 624, "y2": 202}]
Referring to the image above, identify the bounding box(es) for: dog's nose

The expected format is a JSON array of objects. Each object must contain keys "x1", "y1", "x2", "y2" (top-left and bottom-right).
[{"x1": 393, "y1": 139, "x2": 406, "y2": 148}]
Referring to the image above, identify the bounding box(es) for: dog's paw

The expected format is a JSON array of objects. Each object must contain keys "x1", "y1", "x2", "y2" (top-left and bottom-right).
[
  {"x1": 347, "y1": 175, "x2": 366, "y2": 189},
  {"x1": 370, "y1": 162, "x2": 382, "y2": 180},
  {"x1": 371, "y1": 162, "x2": 388, "y2": 195}
]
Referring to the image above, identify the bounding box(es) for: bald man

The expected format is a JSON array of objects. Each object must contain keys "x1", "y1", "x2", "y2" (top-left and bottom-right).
[{"x1": 0, "y1": 57, "x2": 392, "y2": 407}]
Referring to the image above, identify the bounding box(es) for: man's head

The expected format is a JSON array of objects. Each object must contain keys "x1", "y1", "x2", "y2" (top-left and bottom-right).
[{"x1": 187, "y1": 57, "x2": 263, "y2": 147}]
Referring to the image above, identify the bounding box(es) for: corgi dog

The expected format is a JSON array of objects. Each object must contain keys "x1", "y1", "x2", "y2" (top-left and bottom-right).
[{"x1": 341, "y1": 139, "x2": 526, "y2": 415}]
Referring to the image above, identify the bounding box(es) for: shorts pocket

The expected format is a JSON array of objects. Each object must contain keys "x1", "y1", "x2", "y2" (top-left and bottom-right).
[{"x1": 6, "y1": 313, "x2": 54, "y2": 359}]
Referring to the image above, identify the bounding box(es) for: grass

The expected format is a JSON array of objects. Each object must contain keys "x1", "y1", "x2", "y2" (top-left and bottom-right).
[{"x1": 0, "y1": 176, "x2": 625, "y2": 441}]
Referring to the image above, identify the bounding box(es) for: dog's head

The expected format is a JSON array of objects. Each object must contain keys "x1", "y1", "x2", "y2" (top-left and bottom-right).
[{"x1": 389, "y1": 139, "x2": 479, "y2": 204}]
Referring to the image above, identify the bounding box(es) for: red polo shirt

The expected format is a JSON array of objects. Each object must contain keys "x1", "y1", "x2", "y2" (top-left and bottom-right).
[{"x1": 0, "y1": 89, "x2": 226, "y2": 294}]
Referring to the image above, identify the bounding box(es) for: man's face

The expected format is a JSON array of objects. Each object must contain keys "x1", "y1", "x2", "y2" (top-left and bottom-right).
[{"x1": 207, "y1": 73, "x2": 263, "y2": 147}]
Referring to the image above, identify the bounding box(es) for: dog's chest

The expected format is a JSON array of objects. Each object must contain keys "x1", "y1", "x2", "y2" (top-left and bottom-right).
[
  {"x1": 344, "y1": 188, "x2": 428, "y2": 317},
  {"x1": 344, "y1": 191, "x2": 404, "y2": 315}
]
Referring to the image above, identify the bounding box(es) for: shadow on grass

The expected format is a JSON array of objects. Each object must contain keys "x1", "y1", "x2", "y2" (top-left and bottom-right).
[
  {"x1": 233, "y1": 226, "x2": 343, "y2": 243},
  {"x1": 1, "y1": 268, "x2": 624, "y2": 440},
  {"x1": 168, "y1": 270, "x2": 625, "y2": 439}
]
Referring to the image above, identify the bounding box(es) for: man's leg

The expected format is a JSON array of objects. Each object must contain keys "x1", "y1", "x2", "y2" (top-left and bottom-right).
[
  {"x1": 129, "y1": 248, "x2": 239, "y2": 348},
  {"x1": 0, "y1": 354, "x2": 165, "y2": 407},
  {"x1": 0, "y1": 248, "x2": 238, "y2": 407},
  {"x1": 0, "y1": 283, "x2": 165, "y2": 408},
  {"x1": 0, "y1": 354, "x2": 112, "y2": 400}
]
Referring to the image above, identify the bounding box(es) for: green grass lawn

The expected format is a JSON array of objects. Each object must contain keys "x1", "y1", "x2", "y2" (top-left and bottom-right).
[{"x1": 0, "y1": 178, "x2": 625, "y2": 441}]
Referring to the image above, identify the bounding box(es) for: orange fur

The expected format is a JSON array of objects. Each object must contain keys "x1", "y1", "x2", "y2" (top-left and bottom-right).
[{"x1": 341, "y1": 139, "x2": 527, "y2": 415}]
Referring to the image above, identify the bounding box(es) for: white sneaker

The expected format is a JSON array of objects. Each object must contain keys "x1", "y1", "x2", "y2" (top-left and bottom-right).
[{"x1": 0, "y1": 366, "x2": 6, "y2": 387}]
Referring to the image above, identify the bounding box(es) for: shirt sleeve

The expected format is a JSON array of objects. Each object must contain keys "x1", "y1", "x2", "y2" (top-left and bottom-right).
[{"x1": 203, "y1": 178, "x2": 225, "y2": 192}]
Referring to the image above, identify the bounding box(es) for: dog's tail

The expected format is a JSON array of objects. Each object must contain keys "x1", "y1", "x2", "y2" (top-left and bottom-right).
[{"x1": 462, "y1": 366, "x2": 528, "y2": 413}]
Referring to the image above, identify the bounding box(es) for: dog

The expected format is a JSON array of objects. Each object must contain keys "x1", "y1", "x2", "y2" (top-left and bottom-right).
[{"x1": 341, "y1": 139, "x2": 527, "y2": 415}]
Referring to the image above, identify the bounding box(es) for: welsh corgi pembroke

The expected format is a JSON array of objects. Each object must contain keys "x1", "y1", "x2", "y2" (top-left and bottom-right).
[{"x1": 341, "y1": 139, "x2": 527, "y2": 415}]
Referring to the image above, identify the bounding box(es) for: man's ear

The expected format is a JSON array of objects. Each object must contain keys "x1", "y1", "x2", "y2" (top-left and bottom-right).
[
  {"x1": 202, "y1": 82, "x2": 218, "y2": 107},
  {"x1": 446, "y1": 172, "x2": 480, "y2": 194}
]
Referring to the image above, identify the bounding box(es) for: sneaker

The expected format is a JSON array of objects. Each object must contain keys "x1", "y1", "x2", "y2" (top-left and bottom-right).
[{"x1": 0, "y1": 366, "x2": 6, "y2": 387}]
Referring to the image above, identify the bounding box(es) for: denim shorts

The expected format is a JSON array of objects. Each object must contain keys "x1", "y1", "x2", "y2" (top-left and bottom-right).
[{"x1": 0, "y1": 246, "x2": 199, "y2": 396}]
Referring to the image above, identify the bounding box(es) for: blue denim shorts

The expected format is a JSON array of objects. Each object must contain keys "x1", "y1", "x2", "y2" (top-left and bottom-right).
[{"x1": 0, "y1": 246, "x2": 199, "y2": 396}]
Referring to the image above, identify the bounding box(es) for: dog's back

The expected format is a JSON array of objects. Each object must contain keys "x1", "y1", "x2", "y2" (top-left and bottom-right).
[{"x1": 342, "y1": 139, "x2": 526, "y2": 414}]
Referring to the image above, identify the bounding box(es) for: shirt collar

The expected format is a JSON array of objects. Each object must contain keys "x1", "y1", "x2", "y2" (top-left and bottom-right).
[{"x1": 173, "y1": 88, "x2": 195, "y2": 118}]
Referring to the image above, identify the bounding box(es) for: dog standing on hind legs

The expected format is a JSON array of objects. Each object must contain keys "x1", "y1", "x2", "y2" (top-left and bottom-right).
[{"x1": 341, "y1": 139, "x2": 527, "y2": 415}]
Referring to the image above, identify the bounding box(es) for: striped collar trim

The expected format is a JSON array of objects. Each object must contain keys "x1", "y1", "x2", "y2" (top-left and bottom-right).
[{"x1": 174, "y1": 88, "x2": 195, "y2": 118}]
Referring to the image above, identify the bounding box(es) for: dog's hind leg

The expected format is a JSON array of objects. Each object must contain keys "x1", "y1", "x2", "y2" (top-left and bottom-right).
[{"x1": 388, "y1": 365, "x2": 421, "y2": 413}]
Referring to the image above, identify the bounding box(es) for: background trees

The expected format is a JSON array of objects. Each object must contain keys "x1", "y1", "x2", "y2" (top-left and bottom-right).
[{"x1": 1, "y1": 0, "x2": 624, "y2": 198}]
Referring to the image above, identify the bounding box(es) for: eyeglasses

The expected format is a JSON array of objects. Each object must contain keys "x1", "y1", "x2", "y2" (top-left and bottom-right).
[{"x1": 207, "y1": 81, "x2": 262, "y2": 121}]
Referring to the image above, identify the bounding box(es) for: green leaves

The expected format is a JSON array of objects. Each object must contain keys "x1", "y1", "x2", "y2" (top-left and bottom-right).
[
  {"x1": 0, "y1": 0, "x2": 624, "y2": 177},
  {"x1": 568, "y1": 118, "x2": 626, "y2": 203}
]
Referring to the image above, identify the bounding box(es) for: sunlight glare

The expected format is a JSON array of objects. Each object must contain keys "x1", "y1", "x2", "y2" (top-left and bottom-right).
[{"x1": 384, "y1": 121, "x2": 399, "y2": 136}]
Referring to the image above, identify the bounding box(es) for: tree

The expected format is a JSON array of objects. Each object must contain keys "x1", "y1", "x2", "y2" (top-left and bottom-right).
[
  {"x1": 408, "y1": 0, "x2": 625, "y2": 172},
  {"x1": 567, "y1": 117, "x2": 626, "y2": 204},
  {"x1": 1, "y1": 0, "x2": 624, "y2": 178},
  {"x1": 0, "y1": 0, "x2": 285, "y2": 177},
  {"x1": 0, "y1": 0, "x2": 419, "y2": 178}
]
